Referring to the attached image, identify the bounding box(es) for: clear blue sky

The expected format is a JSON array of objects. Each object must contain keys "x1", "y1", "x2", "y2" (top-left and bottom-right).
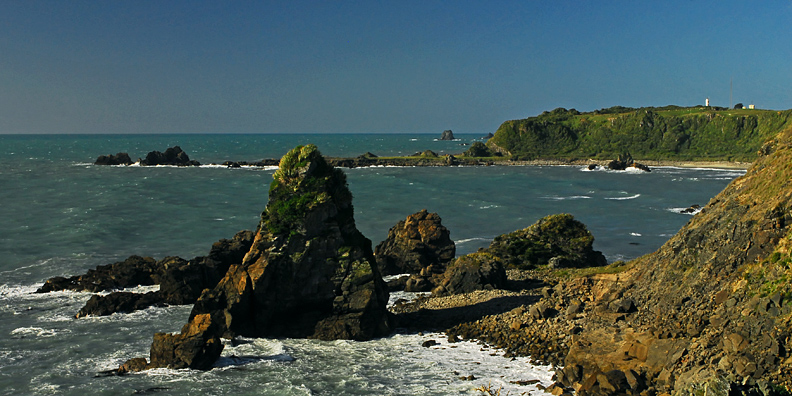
[{"x1": 1, "y1": 1, "x2": 790, "y2": 134}]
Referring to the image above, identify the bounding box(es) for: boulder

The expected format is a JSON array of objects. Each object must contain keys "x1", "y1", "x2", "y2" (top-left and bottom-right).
[
  {"x1": 140, "y1": 146, "x2": 200, "y2": 166},
  {"x1": 486, "y1": 213, "x2": 607, "y2": 270},
  {"x1": 125, "y1": 144, "x2": 392, "y2": 371},
  {"x1": 374, "y1": 209, "x2": 455, "y2": 276},
  {"x1": 436, "y1": 252, "x2": 507, "y2": 295},
  {"x1": 95, "y1": 152, "x2": 133, "y2": 165},
  {"x1": 440, "y1": 130, "x2": 455, "y2": 140}
]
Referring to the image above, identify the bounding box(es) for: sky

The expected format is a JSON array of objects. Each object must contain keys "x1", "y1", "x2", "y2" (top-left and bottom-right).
[{"x1": 1, "y1": 1, "x2": 791, "y2": 134}]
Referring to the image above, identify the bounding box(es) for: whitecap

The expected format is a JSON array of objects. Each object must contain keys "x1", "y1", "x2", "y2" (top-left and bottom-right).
[
  {"x1": 455, "y1": 237, "x2": 491, "y2": 244},
  {"x1": 543, "y1": 195, "x2": 592, "y2": 200},
  {"x1": 605, "y1": 194, "x2": 641, "y2": 200},
  {"x1": 10, "y1": 326, "x2": 69, "y2": 338},
  {"x1": 630, "y1": 232, "x2": 642, "y2": 237},
  {"x1": 479, "y1": 204, "x2": 500, "y2": 209},
  {"x1": 668, "y1": 207, "x2": 702, "y2": 215}
]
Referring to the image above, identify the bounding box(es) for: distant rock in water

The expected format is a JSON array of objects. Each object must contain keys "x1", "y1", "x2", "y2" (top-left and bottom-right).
[
  {"x1": 605, "y1": 154, "x2": 650, "y2": 172},
  {"x1": 120, "y1": 144, "x2": 392, "y2": 372},
  {"x1": 375, "y1": 210, "x2": 455, "y2": 292},
  {"x1": 679, "y1": 204, "x2": 701, "y2": 214},
  {"x1": 482, "y1": 132, "x2": 494, "y2": 139},
  {"x1": 95, "y1": 152, "x2": 134, "y2": 166},
  {"x1": 140, "y1": 146, "x2": 200, "y2": 166},
  {"x1": 440, "y1": 130, "x2": 455, "y2": 140}
]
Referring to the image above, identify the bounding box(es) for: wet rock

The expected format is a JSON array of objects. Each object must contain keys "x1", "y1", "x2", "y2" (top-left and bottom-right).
[
  {"x1": 95, "y1": 152, "x2": 133, "y2": 165},
  {"x1": 440, "y1": 130, "x2": 455, "y2": 140},
  {"x1": 37, "y1": 255, "x2": 160, "y2": 293},
  {"x1": 123, "y1": 145, "x2": 393, "y2": 371},
  {"x1": 140, "y1": 146, "x2": 200, "y2": 166}
]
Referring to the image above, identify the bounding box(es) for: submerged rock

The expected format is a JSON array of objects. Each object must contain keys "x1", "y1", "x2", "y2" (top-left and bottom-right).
[{"x1": 122, "y1": 144, "x2": 392, "y2": 371}]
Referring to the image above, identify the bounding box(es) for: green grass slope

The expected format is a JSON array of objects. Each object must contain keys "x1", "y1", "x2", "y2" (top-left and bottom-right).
[{"x1": 488, "y1": 105, "x2": 792, "y2": 162}]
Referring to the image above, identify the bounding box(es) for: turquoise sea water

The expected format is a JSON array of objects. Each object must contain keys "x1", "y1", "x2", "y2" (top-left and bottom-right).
[{"x1": 0, "y1": 134, "x2": 743, "y2": 395}]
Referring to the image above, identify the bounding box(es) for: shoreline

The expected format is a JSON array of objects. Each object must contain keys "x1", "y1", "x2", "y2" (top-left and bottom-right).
[{"x1": 211, "y1": 157, "x2": 752, "y2": 170}]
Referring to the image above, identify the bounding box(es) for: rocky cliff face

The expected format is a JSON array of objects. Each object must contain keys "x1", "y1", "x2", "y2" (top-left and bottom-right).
[
  {"x1": 448, "y1": 128, "x2": 792, "y2": 394},
  {"x1": 375, "y1": 209, "x2": 456, "y2": 276},
  {"x1": 123, "y1": 144, "x2": 392, "y2": 371}
]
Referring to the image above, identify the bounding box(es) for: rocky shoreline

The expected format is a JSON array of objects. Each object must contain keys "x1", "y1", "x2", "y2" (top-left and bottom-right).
[
  {"x1": 94, "y1": 145, "x2": 751, "y2": 171},
  {"x1": 47, "y1": 132, "x2": 789, "y2": 394}
]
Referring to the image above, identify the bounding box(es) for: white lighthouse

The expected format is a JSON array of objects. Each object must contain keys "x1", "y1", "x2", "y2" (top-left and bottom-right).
[{"x1": 705, "y1": 98, "x2": 710, "y2": 107}]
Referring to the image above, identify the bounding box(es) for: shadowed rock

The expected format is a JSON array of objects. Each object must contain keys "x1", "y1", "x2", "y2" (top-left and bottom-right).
[
  {"x1": 95, "y1": 152, "x2": 133, "y2": 165},
  {"x1": 140, "y1": 146, "x2": 200, "y2": 166}
]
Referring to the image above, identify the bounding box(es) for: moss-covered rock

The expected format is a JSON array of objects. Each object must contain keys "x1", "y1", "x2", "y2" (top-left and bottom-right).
[
  {"x1": 487, "y1": 213, "x2": 607, "y2": 270},
  {"x1": 463, "y1": 141, "x2": 494, "y2": 157},
  {"x1": 123, "y1": 145, "x2": 392, "y2": 371}
]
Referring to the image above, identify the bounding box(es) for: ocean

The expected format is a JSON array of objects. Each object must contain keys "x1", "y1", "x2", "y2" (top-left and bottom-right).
[{"x1": 0, "y1": 133, "x2": 743, "y2": 395}]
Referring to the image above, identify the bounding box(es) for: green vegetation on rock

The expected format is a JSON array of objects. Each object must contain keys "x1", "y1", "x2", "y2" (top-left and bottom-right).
[
  {"x1": 487, "y1": 213, "x2": 607, "y2": 270},
  {"x1": 266, "y1": 144, "x2": 353, "y2": 236},
  {"x1": 488, "y1": 106, "x2": 792, "y2": 162},
  {"x1": 463, "y1": 141, "x2": 496, "y2": 157}
]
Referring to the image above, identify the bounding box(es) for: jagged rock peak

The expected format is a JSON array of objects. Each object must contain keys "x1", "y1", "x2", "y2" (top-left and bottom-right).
[
  {"x1": 375, "y1": 209, "x2": 456, "y2": 276},
  {"x1": 120, "y1": 145, "x2": 392, "y2": 372},
  {"x1": 264, "y1": 144, "x2": 354, "y2": 237}
]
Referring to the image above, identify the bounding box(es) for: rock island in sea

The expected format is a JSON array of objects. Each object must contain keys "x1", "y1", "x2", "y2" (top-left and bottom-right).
[{"x1": 120, "y1": 144, "x2": 392, "y2": 371}]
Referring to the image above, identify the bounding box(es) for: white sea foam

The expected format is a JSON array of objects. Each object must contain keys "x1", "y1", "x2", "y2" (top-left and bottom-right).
[
  {"x1": 10, "y1": 326, "x2": 70, "y2": 338},
  {"x1": 455, "y1": 237, "x2": 491, "y2": 245},
  {"x1": 668, "y1": 207, "x2": 702, "y2": 215},
  {"x1": 543, "y1": 195, "x2": 592, "y2": 200},
  {"x1": 630, "y1": 232, "x2": 642, "y2": 237},
  {"x1": 605, "y1": 193, "x2": 641, "y2": 200}
]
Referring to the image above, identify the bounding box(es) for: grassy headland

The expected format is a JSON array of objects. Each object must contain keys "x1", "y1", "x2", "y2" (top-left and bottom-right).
[{"x1": 487, "y1": 105, "x2": 792, "y2": 163}]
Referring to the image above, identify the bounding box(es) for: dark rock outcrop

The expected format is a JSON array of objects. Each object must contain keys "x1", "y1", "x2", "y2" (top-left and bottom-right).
[
  {"x1": 375, "y1": 210, "x2": 456, "y2": 292},
  {"x1": 433, "y1": 252, "x2": 507, "y2": 296},
  {"x1": 605, "y1": 154, "x2": 651, "y2": 172},
  {"x1": 39, "y1": 230, "x2": 254, "y2": 318},
  {"x1": 375, "y1": 209, "x2": 455, "y2": 275},
  {"x1": 121, "y1": 144, "x2": 392, "y2": 371},
  {"x1": 140, "y1": 146, "x2": 200, "y2": 166},
  {"x1": 487, "y1": 213, "x2": 608, "y2": 270},
  {"x1": 37, "y1": 255, "x2": 160, "y2": 293},
  {"x1": 95, "y1": 152, "x2": 134, "y2": 165},
  {"x1": 440, "y1": 130, "x2": 455, "y2": 140}
]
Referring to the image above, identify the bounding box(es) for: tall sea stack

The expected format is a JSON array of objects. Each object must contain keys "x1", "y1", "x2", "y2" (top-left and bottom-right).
[{"x1": 122, "y1": 144, "x2": 392, "y2": 371}]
